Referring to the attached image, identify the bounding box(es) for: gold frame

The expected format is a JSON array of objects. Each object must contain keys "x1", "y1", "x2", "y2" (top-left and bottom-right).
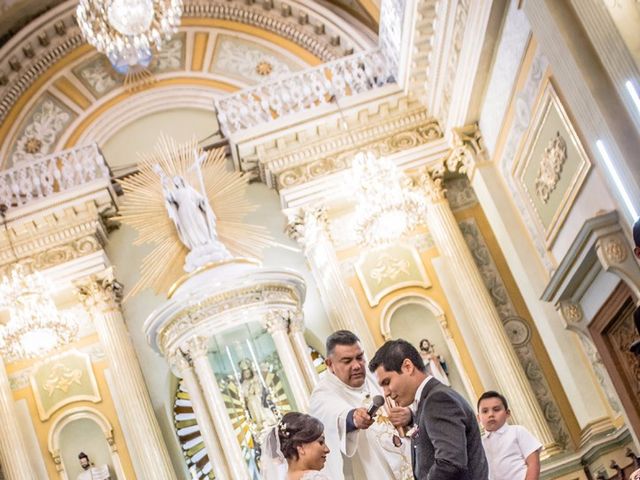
[
  {"x1": 512, "y1": 79, "x2": 592, "y2": 248},
  {"x1": 355, "y1": 244, "x2": 431, "y2": 307},
  {"x1": 30, "y1": 349, "x2": 101, "y2": 421}
]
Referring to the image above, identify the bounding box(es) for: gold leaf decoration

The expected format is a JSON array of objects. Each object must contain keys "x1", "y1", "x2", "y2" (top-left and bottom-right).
[{"x1": 116, "y1": 135, "x2": 272, "y2": 298}]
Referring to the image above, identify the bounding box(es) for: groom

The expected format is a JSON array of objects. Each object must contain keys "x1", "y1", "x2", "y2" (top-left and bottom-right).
[{"x1": 369, "y1": 339, "x2": 488, "y2": 480}]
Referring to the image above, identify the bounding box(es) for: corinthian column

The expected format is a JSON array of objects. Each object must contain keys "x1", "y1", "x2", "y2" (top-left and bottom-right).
[
  {"x1": 0, "y1": 357, "x2": 37, "y2": 480},
  {"x1": 288, "y1": 312, "x2": 319, "y2": 390},
  {"x1": 76, "y1": 271, "x2": 176, "y2": 479},
  {"x1": 418, "y1": 173, "x2": 559, "y2": 456},
  {"x1": 286, "y1": 207, "x2": 376, "y2": 358},
  {"x1": 265, "y1": 310, "x2": 310, "y2": 411},
  {"x1": 168, "y1": 351, "x2": 230, "y2": 480},
  {"x1": 185, "y1": 337, "x2": 251, "y2": 480}
]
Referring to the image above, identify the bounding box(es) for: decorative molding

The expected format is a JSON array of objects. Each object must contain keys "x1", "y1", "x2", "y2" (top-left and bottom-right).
[
  {"x1": 459, "y1": 217, "x2": 571, "y2": 448},
  {"x1": 445, "y1": 176, "x2": 478, "y2": 211},
  {"x1": 416, "y1": 169, "x2": 445, "y2": 204},
  {"x1": 76, "y1": 269, "x2": 124, "y2": 314},
  {"x1": 242, "y1": 102, "x2": 441, "y2": 190},
  {"x1": 0, "y1": 0, "x2": 374, "y2": 125},
  {"x1": 535, "y1": 131, "x2": 567, "y2": 203}
]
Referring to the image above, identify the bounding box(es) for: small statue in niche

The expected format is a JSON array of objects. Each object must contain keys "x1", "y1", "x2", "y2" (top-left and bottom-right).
[
  {"x1": 419, "y1": 338, "x2": 450, "y2": 386},
  {"x1": 238, "y1": 359, "x2": 276, "y2": 430},
  {"x1": 77, "y1": 452, "x2": 110, "y2": 480}
]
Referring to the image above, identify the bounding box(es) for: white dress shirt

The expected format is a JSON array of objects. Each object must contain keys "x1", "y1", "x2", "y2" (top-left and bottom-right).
[
  {"x1": 411, "y1": 375, "x2": 433, "y2": 415},
  {"x1": 482, "y1": 423, "x2": 542, "y2": 480}
]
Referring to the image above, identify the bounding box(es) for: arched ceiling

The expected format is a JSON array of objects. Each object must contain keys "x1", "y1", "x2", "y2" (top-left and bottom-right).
[{"x1": 0, "y1": 0, "x2": 380, "y2": 170}]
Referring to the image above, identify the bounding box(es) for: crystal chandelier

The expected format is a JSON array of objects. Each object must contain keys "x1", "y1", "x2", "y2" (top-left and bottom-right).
[
  {"x1": 76, "y1": 0, "x2": 183, "y2": 73},
  {"x1": 0, "y1": 265, "x2": 78, "y2": 361},
  {"x1": 352, "y1": 151, "x2": 426, "y2": 246}
]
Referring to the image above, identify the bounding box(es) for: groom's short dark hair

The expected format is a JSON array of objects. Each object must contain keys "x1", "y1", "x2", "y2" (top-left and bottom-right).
[
  {"x1": 369, "y1": 339, "x2": 426, "y2": 373},
  {"x1": 326, "y1": 330, "x2": 360, "y2": 356}
]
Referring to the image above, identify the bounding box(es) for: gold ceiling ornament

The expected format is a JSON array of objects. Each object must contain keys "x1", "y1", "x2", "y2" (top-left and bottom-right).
[{"x1": 116, "y1": 136, "x2": 273, "y2": 298}]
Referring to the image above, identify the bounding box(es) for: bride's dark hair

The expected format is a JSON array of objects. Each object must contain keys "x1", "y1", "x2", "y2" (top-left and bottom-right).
[{"x1": 277, "y1": 412, "x2": 324, "y2": 460}]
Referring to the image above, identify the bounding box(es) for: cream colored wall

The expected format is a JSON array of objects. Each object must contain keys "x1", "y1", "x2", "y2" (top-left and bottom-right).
[{"x1": 101, "y1": 108, "x2": 218, "y2": 168}]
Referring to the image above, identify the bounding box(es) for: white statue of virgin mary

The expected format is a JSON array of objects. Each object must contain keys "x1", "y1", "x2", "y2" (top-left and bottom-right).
[{"x1": 155, "y1": 151, "x2": 232, "y2": 271}]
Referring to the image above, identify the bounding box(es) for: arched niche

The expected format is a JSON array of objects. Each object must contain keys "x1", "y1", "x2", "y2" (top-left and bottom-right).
[
  {"x1": 48, "y1": 407, "x2": 126, "y2": 480},
  {"x1": 380, "y1": 294, "x2": 477, "y2": 403}
]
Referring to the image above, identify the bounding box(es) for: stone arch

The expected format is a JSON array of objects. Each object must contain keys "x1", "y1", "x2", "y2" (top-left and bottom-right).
[
  {"x1": 380, "y1": 293, "x2": 477, "y2": 401},
  {"x1": 47, "y1": 406, "x2": 127, "y2": 480}
]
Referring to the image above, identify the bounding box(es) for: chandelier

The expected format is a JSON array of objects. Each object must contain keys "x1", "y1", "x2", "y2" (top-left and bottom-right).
[
  {"x1": 0, "y1": 265, "x2": 78, "y2": 361},
  {"x1": 76, "y1": 0, "x2": 183, "y2": 73},
  {"x1": 351, "y1": 151, "x2": 426, "y2": 246}
]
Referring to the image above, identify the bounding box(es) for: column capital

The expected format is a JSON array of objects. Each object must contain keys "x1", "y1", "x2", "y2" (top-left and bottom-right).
[
  {"x1": 431, "y1": 123, "x2": 488, "y2": 180},
  {"x1": 75, "y1": 268, "x2": 123, "y2": 313},
  {"x1": 167, "y1": 350, "x2": 191, "y2": 374},
  {"x1": 182, "y1": 336, "x2": 210, "y2": 360},
  {"x1": 416, "y1": 169, "x2": 446, "y2": 204},
  {"x1": 285, "y1": 206, "x2": 331, "y2": 248},
  {"x1": 288, "y1": 311, "x2": 305, "y2": 334},
  {"x1": 264, "y1": 309, "x2": 292, "y2": 334}
]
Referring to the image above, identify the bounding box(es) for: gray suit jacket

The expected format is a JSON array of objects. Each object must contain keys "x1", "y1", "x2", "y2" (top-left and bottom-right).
[{"x1": 411, "y1": 379, "x2": 488, "y2": 480}]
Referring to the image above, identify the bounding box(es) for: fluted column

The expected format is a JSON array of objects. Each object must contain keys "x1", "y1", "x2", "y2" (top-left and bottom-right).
[
  {"x1": 169, "y1": 351, "x2": 230, "y2": 480},
  {"x1": 0, "y1": 357, "x2": 37, "y2": 480},
  {"x1": 288, "y1": 312, "x2": 319, "y2": 390},
  {"x1": 419, "y1": 173, "x2": 559, "y2": 456},
  {"x1": 185, "y1": 336, "x2": 251, "y2": 480},
  {"x1": 76, "y1": 271, "x2": 176, "y2": 479},
  {"x1": 286, "y1": 207, "x2": 377, "y2": 358},
  {"x1": 265, "y1": 310, "x2": 310, "y2": 412}
]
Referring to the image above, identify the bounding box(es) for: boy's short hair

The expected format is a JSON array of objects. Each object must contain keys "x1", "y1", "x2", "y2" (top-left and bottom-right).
[{"x1": 477, "y1": 391, "x2": 509, "y2": 411}]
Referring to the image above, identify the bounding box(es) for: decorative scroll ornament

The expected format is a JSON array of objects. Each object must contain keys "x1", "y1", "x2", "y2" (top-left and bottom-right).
[
  {"x1": 116, "y1": 136, "x2": 273, "y2": 297},
  {"x1": 535, "y1": 131, "x2": 567, "y2": 203},
  {"x1": 416, "y1": 169, "x2": 446, "y2": 204},
  {"x1": 352, "y1": 151, "x2": 426, "y2": 246}
]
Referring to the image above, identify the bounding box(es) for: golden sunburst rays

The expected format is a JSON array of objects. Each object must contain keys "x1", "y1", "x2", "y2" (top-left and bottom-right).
[{"x1": 116, "y1": 135, "x2": 273, "y2": 299}]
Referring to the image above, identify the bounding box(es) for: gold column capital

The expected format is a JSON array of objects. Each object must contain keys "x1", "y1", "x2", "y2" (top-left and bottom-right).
[
  {"x1": 431, "y1": 123, "x2": 488, "y2": 180},
  {"x1": 75, "y1": 268, "x2": 123, "y2": 313}
]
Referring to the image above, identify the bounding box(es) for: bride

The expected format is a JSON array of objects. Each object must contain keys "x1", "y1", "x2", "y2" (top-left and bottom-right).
[{"x1": 260, "y1": 412, "x2": 330, "y2": 480}]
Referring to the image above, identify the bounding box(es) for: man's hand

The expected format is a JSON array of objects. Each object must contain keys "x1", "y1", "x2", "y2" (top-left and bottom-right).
[
  {"x1": 353, "y1": 407, "x2": 374, "y2": 430},
  {"x1": 388, "y1": 406, "x2": 412, "y2": 428}
]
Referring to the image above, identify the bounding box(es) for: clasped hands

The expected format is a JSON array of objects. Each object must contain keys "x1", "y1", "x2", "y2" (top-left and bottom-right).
[{"x1": 352, "y1": 406, "x2": 412, "y2": 430}]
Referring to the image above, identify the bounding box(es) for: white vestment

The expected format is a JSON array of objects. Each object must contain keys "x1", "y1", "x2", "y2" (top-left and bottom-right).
[
  {"x1": 309, "y1": 372, "x2": 411, "y2": 480},
  {"x1": 77, "y1": 464, "x2": 111, "y2": 480}
]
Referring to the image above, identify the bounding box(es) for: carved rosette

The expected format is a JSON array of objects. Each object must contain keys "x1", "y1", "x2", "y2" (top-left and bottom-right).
[
  {"x1": 535, "y1": 131, "x2": 567, "y2": 203},
  {"x1": 603, "y1": 238, "x2": 628, "y2": 264},
  {"x1": 76, "y1": 272, "x2": 124, "y2": 314},
  {"x1": 558, "y1": 301, "x2": 584, "y2": 328}
]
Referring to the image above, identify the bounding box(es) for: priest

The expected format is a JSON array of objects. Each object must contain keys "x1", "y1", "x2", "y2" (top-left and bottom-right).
[{"x1": 310, "y1": 330, "x2": 412, "y2": 480}]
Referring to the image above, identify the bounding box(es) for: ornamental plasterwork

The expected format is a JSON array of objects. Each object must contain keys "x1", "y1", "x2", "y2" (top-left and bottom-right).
[
  {"x1": 535, "y1": 131, "x2": 567, "y2": 203},
  {"x1": 602, "y1": 237, "x2": 628, "y2": 264},
  {"x1": 73, "y1": 55, "x2": 119, "y2": 97},
  {"x1": 498, "y1": 49, "x2": 554, "y2": 272},
  {"x1": 276, "y1": 120, "x2": 442, "y2": 189},
  {"x1": 212, "y1": 36, "x2": 294, "y2": 84},
  {"x1": 459, "y1": 217, "x2": 570, "y2": 448},
  {"x1": 155, "y1": 33, "x2": 185, "y2": 72},
  {"x1": 158, "y1": 284, "x2": 301, "y2": 353},
  {"x1": 0, "y1": 1, "x2": 367, "y2": 125},
  {"x1": 9, "y1": 96, "x2": 74, "y2": 166}
]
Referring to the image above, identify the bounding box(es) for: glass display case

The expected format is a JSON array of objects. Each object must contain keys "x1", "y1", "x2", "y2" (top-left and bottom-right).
[{"x1": 209, "y1": 322, "x2": 296, "y2": 479}]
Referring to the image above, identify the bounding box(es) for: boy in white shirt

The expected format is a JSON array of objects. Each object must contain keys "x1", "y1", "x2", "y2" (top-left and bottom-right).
[{"x1": 477, "y1": 391, "x2": 542, "y2": 480}]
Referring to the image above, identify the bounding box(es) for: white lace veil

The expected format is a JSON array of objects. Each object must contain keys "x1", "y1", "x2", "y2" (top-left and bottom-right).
[{"x1": 259, "y1": 423, "x2": 288, "y2": 480}]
